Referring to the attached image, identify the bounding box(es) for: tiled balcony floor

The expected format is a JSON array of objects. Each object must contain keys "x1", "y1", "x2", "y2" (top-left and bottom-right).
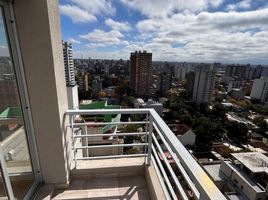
[{"x1": 52, "y1": 176, "x2": 150, "y2": 200}]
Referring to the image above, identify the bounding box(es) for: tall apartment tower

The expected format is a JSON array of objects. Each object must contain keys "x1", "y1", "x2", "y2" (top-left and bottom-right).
[
  {"x1": 250, "y1": 77, "x2": 268, "y2": 102},
  {"x1": 62, "y1": 41, "x2": 78, "y2": 109},
  {"x1": 62, "y1": 41, "x2": 76, "y2": 86},
  {"x1": 185, "y1": 71, "x2": 195, "y2": 95},
  {"x1": 192, "y1": 65, "x2": 216, "y2": 105},
  {"x1": 0, "y1": 74, "x2": 20, "y2": 112},
  {"x1": 130, "y1": 51, "x2": 152, "y2": 97}
]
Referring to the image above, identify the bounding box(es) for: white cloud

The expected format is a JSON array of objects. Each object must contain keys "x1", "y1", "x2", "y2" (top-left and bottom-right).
[
  {"x1": 68, "y1": 38, "x2": 81, "y2": 44},
  {"x1": 70, "y1": 0, "x2": 116, "y2": 16},
  {"x1": 67, "y1": 1, "x2": 268, "y2": 64},
  {"x1": 0, "y1": 45, "x2": 6, "y2": 49},
  {"x1": 73, "y1": 49, "x2": 129, "y2": 60},
  {"x1": 59, "y1": 5, "x2": 97, "y2": 23},
  {"x1": 79, "y1": 29, "x2": 127, "y2": 46},
  {"x1": 120, "y1": 0, "x2": 225, "y2": 18},
  {"x1": 137, "y1": 8, "x2": 268, "y2": 33},
  {"x1": 195, "y1": 9, "x2": 268, "y2": 30},
  {"x1": 86, "y1": 43, "x2": 106, "y2": 48},
  {"x1": 226, "y1": 0, "x2": 252, "y2": 11},
  {"x1": 105, "y1": 18, "x2": 131, "y2": 31},
  {"x1": 133, "y1": 8, "x2": 268, "y2": 64},
  {"x1": 210, "y1": 0, "x2": 225, "y2": 8}
]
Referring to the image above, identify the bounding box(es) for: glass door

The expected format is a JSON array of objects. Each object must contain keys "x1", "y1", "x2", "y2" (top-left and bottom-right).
[{"x1": 0, "y1": 1, "x2": 41, "y2": 199}]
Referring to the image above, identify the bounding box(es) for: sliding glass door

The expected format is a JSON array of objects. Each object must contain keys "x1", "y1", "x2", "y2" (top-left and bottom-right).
[{"x1": 0, "y1": 1, "x2": 41, "y2": 199}]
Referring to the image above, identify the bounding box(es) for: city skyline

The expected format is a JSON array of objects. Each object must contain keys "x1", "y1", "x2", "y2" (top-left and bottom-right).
[{"x1": 58, "y1": 0, "x2": 268, "y2": 65}]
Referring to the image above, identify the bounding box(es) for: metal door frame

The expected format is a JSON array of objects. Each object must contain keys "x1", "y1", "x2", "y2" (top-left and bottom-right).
[{"x1": 0, "y1": 0, "x2": 42, "y2": 199}]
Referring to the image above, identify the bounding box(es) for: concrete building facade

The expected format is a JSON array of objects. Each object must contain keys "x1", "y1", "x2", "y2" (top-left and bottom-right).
[
  {"x1": 250, "y1": 77, "x2": 268, "y2": 102},
  {"x1": 192, "y1": 65, "x2": 216, "y2": 105},
  {"x1": 0, "y1": 76, "x2": 20, "y2": 112},
  {"x1": 62, "y1": 41, "x2": 78, "y2": 109},
  {"x1": 62, "y1": 41, "x2": 75, "y2": 87},
  {"x1": 130, "y1": 51, "x2": 152, "y2": 97}
]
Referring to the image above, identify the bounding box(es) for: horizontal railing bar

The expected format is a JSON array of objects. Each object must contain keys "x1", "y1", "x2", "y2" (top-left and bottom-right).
[
  {"x1": 153, "y1": 123, "x2": 200, "y2": 199},
  {"x1": 74, "y1": 132, "x2": 148, "y2": 138},
  {"x1": 152, "y1": 145, "x2": 178, "y2": 200},
  {"x1": 152, "y1": 134, "x2": 189, "y2": 200},
  {"x1": 73, "y1": 143, "x2": 148, "y2": 149},
  {"x1": 150, "y1": 109, "x2": 226, "y2": 200},
  {"x1": 66, "y1": 108, "x2": 151, "y2": 115},
  {"x1": 75, "y1": 154, "x2": 147, "y2": 160},
  {"x1": 68, "y1": 121, "x2": 148, "y2": 127}
]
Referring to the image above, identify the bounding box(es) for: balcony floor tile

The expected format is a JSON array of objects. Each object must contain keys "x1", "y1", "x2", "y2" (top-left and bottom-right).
[{"x1": 52, "y1": 176, "x2": 149, "y2": 200}]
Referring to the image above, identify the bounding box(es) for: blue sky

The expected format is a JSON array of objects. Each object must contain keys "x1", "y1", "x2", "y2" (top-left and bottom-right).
[
  {"x1": 1, "y1": 1, "x2": 268, "y2": 65},
  {"x1": 59, "y1": 0, "x2": 268, "y2": 64}
]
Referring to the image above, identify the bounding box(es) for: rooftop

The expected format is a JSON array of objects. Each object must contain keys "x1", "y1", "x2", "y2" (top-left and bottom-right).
[
  {"x1": 231, "y1": 152, "x2": 268, "y2": 173},
  {"x1": 203, "y1": 163, "x2": 223, "y2": 182},
  {"x1": 0, "y1": 107, "x2": 22, "y2": 118},
  {"x1": 224, "y1": 160, "x2": 266, "y2": 193}
]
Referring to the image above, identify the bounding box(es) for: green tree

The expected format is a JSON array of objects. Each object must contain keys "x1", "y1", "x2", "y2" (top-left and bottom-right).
[
  {"x1": 193, "y1": 117, "x2": 225, "y2": 151},
  {"x1": 253, "y1": 116, "x2": 267, "y2": 130},
  {"x1": 226, "y1": 121, "x2": 248, "y2": 143},
  {"x1": 193, "y1": 117, "x2": 214, "y2": 151},
  {"x1": 115, "y1": 83, "x2": 126, "y2": 103}
]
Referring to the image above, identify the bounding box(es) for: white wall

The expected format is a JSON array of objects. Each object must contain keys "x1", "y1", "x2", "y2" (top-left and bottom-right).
[
  {"x1": 14, "y1": 0, "x2": 71, "y2": 185},
  {"x1": 67, "y1": 85, "x2": 79, "y2": 109}
]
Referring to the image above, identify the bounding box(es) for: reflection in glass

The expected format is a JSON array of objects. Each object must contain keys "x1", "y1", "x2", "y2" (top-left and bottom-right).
[
  {"x1": 0, "y1": 165, "x2": 8, "y2": 199},
  {"x1": 0, "y1": 7, "x2": 34, "y2": 199}
]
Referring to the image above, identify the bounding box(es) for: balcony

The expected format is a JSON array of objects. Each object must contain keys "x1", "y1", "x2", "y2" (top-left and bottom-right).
[{"x1": 38, "y1": 108, "x2": 226, "y2": 200}]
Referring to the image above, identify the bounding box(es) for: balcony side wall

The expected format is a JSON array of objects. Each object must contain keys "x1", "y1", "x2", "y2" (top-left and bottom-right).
[{"x1": 12, "y1": 0, "x2": 72, "y2": 185}]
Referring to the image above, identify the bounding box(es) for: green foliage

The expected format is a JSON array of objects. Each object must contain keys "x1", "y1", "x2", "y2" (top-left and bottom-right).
[
  {"x1": 123, "y1": 124, "x2": 142, "y2": 144},
  {"x1": 163, "y1": 94, "x2": 229, "y2": 152},
  {"x1": 126, "y1": 148, "x2": 141, "y2": 154},
  {"x1": 226, "y1": 121, "x2": 248, "y2": 143},
  {"x1": 178, "y1": 90, "x2": 190, "y2": 100},
  {"x1": 164, "y1": 99, "x2": 171, "y2": 107},
  {"x1": 247, "y1": 103, "x2": 268, "y2": 115},
  {"x1": 253, "y1": 116, "x2": 268, "y2": 130},
  {"x1": 123, "y1": 124, "x2": 139, "y2": 133},
  {"x1": 120, "y1": 96, "x2": 134, "y2": 108},
  {"x1": 178, "y1": 114, "x2": 192, "y2": 126}
]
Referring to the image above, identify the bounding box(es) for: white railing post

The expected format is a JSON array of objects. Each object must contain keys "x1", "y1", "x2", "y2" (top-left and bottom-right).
[
  {"x1": 144, "y1": 113, "x2": 149, "y2": 163},
  {"x1": 146, "y1": 112, "x2": 153, "y2": 165},
  {"x1": 70, "y1": 114, "x2": 77, "y2": 166}
]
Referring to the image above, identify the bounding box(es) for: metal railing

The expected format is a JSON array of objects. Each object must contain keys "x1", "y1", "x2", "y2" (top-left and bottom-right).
[{"x1": 66, "y1": 109, "x2": 226, "y2": 200}]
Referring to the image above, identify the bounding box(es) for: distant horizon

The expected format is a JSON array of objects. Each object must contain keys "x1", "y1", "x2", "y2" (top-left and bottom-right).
[
  {"x1": 72, "y1": 56, "x2": 268, "y2": 67},
  {"x1": 0, "y1": 54, "x2": 267, "y2": 67}
]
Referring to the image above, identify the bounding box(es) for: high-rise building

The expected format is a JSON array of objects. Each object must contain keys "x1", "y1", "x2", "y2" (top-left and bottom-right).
[
  {"x1": 175, "y1": 64, "x2": 187, "y2": 81},
  {"x1": 192, "y1": 65, "x2": 216, "y2": 105},
  {"x1": 62, "y1": 41, "x2": 75, "y2": 86},
  {"x1": 0, "y1": 74, "x2": 20, "y2": 112},
  {"x1": 62, "y1": 41, "x2": 78, "y2": 109},
  {"x1": 0, "y1": 57, "x2": 13, "y2": 79},
  {"x1": 261, "y1": 67, "x2": 268, "y2": 78},
  {"x1": 91, "y1": 77, "x2": 102, "y2": 98},
  {"x1": 185, "y1": 71, "x2": 195, "y2": 95},
  {"x1": 130, "y1": 51, "x2": 152, "y2": 97},
  {"x1": 250, "y1": 77, "x2": 268, "y2": 102},
  {"x1": 225, "y1": 64, "x2": 251, "y2": 80},
  {"x1": 160, "y1": 63, "x2": 172, "y2": 94}
]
